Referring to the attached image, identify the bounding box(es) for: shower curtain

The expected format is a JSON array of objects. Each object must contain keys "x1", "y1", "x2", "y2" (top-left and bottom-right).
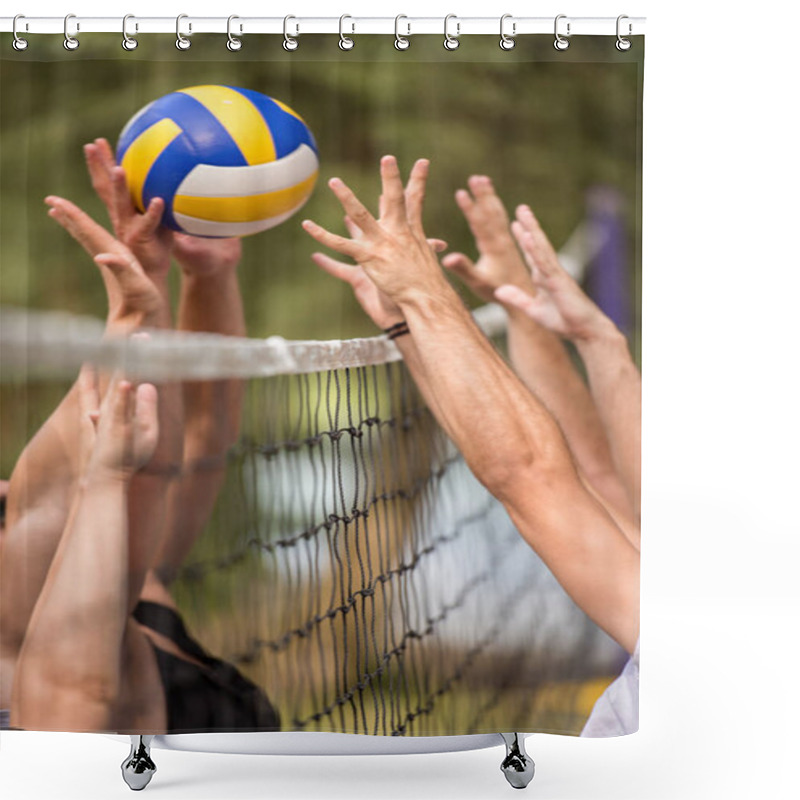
[{"x1": 0, "y1": 23, "x2": 643, "y2": 749}]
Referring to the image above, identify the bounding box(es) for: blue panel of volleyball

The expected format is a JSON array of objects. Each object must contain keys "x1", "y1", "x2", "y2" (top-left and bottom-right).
[{"x1": 116, "y1": 85, "x2": 319, "y2": 238}]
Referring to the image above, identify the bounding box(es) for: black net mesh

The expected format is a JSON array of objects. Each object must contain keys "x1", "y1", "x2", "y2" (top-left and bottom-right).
[{"x1": 165, "y1": 360, "x2": 619, "y2": 737}]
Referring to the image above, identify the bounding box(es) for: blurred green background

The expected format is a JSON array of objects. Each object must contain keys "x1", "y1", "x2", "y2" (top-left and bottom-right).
[
  {"x1": 1, "y1": 35, "x2": 642, "y2": 335},
  {"x1": 1, "y1": 34, "x2": 642, "y2": 475}
]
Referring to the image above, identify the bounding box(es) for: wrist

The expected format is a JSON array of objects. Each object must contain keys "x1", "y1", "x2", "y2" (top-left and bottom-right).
[
  {"x1": 397, "y1": 281, "x2": 471, "y2": 328},
  {"x1": 384, "y1": 321, "x2": 410, "y2": 340},
  {"x1": 80, "y1": 465, "x2": 133, "y2": 490},
  {"x1": 177, "y1": 262, "x2": 237, "y2": 283},
  {"x1": 574, "y1": 320, "x2": 628, "y2": 356}
]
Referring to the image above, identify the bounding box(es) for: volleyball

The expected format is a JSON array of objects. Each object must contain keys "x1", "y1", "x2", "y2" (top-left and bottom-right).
[{"x1": 116, "y1": 85, "x2": 319, "y2": 238}]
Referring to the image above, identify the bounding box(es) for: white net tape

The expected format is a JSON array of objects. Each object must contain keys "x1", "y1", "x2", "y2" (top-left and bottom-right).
[
  {"x1": 0, "y1": 303, "x2": 508, "y2": 382},
  {"x1": 0, "y1": 225, "x2": 603, "y2": 382}
]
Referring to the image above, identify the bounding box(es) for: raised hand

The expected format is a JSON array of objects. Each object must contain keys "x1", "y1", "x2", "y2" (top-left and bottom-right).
[
  {"x1": 86, "y1": 139, "x2": 246, "y2": 282},
  {"x1": 303, "y1": 156, "x2": 448, "y2": 306},
  {"x1": 83, "y1": 139, "x2": 172, "y2": 281},
  {"x1": 311, "y1": 215, "x2": 404, "y2": 330},
  {"x1": 45, "y1": 196, "x2": 164, "y2": 332},
  {"x1": 497, "y1": 205, "x2": 615, "y2": 342},
  {"x1": 77, "y1": 364, "x2": 159, "y2": 482},
  {"x1": 442, "y1": 176, "x2": 534, "y2": 304}
]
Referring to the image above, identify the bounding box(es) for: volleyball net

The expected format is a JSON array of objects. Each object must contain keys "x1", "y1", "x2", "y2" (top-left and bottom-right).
[{"x1": 0, "y1": 224, "x2": 626, "y2": 737}]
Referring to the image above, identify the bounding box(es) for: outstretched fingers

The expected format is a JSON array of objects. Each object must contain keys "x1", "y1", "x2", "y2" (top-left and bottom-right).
[
  {"x1": 110, "y1": 165, "x2": 141, "y2": 225},
  {"x1": 107, "y1": 375, "x2": 133, "y2": 430},
  {"x1": 311, "y1": 251, "x2": 360, "y2": 287},
  {"x1": 379, "y1": 155, "x2": 407, "y2": 227},
  {"x1": 302, "y1": 218, "x2": 363, "y2": 260},
  {"x1": 441, "y1": 251, "x2": 476, "y2": 279},
  {"x1": 133, "y1": 382, "x2": 159, "y2": 464},
  {"x1": 348, "y1": 213, "x2": 445, "y2": 253},
  {"x1": 45, "y1": 195, "x2": 120, "y2": 258},
  {"x1": 494, "y1": 284, "x2": 540, "y2": 317},
  {"x1": 137, "y1": 196, "x2": 166, "y2": 239},
  {"x1": 404, "y1": 158, "x2": 431, "y2": 235},
  {"x1": 467, "y1": 174, "x2": 498, "y2": 201},
  {"x1": 510, "y1": 220, "x2": 555, "y2": 282},
  {"x1": 84, "y1": 139, "x2": 117, "y2": 224},
  {"x1": 327, "y1": 177, "x2": 382, "y2": 238},
  {"x1": 441, "y1": 252, "x2": 497, "y2": 302},
  {"x1": 456, "y1": 177, "x2": 510, "y2": 246},
  {"x1": 513, "y1": 206, "x2": 560, "y2": 276},
  {"x1": 93, "y1": 252, "x2": 160, "y2": 319}
]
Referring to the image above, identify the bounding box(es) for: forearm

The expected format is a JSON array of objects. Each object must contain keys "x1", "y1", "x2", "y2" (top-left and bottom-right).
[
  {"x1": 576, "y1": 326, "x2": 642, "y2": 517},
  {"x1": 14, "y1": 476, "x2": 130, "y2": 704},
  {"x1": 1, "y1": 386, "x2": 84, "y2": 655},
  {"x1": 507, "y1": 309, "x2": 635, "y2": 521},
  {"x1": 177, "y1": 270, "x2": 245, "y2": 449},
  {"x1": 506, "y1": 477, "x2": 640, "y2": 653},
  {"x1": 126, "y1": 379, "x2": 183, "y2": 608},
  {"x1": 397, "y1": 285, "x2": 575, "y2": 493},
  {"x1": 153, "y1": 269, "x2": 245, "y2": 583},
  {"x1": 397, "y1": 286, "x2": 639, "y2": 651},
  {"x1": 5, "y1": 385, "x2": 81, "y2": 528}
]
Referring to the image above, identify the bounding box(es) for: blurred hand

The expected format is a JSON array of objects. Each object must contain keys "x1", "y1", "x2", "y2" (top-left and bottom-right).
[
  {"x1": 84, "y1": 138, "x2": 172, "y2": 280},
  {"x1": 45, "y1": 196, "x2": 164, "y2": 332},
  {"x1": 303, "y1": 156, "x2": 449, "y2": 307},
  {"x1": 441, "y1": 176, "x2": 534, "y2": 304},
  {"x1": 496, "y1": 205, "x2": 614, "y2": 342},
  {"x1": 77, "y1": 363, "x2": 159, "y2": 482},
  {"x1": 172, "y1": 233, "x2": 242, "y2": 278}
]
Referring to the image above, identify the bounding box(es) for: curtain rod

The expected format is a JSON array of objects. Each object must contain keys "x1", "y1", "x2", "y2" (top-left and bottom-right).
[{"x1": 1, "y1": 15, "x2": 646, "y2": 38}]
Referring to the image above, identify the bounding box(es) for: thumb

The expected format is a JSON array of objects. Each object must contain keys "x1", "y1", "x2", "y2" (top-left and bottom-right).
[
  {"x1": 441, "y1": 252, "x2": 476, "y2": 277},
  {"x1": 494, "y1": 284, "x2": 539, "y2": 318},
  {"x1": 311, "y1": 251, "x2": 359, "y2": 286},
  {"x1": 136, "y1": 197, "x2": 167, "y2": 238},
  {"x1": 134, "y1": 382, "x2": 159, "y2": 460},
  {"x1": 94, "y1": 252, "x2": 151, "y2": 296},
  {"x1": 427, "y1": 238, "x2": 448, "y2": 254}
]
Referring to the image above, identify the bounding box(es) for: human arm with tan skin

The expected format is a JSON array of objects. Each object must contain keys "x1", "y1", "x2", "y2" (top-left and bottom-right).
[
  {"x1": 41, "y1": 201, "x2": 182, "y2": 606},
  {"x1": 18, "y1": 138, "x2": 186, "y2": 617},
  {"x1": 0, "y1": 203, "x2": 171, "y2": 709},
  {"x1": 311, "y1": 190, "x2": 451, "y2": 425},
  {"x1": 442, "y1": 177, "x2": 635, "y2": 534},
  {"x1": 150, "y1": 233, "x2": 246, "y2": 586},
  {"x1": 66, "y1": 139, "x2": 248, "y2": 589},
  {"x1": 302, "y1": 157, "x2": 639, "y2": 654},
  {"x1": 11, "y1": 369, "x2": 159, "y2": 732},
  {"x1": 497, "y1": 204, "x2": 642, "y2": 519}
]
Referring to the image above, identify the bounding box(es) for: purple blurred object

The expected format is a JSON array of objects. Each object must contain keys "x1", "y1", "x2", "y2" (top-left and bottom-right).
[{"x1": 585, "y1": 186, "x2": 630, "y2": 336}]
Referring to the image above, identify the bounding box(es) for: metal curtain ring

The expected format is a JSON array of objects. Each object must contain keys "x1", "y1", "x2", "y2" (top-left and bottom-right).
[
  {"x1": 63, "y1": 13, "x2": 79, "y2": 50},
  {"x1": 443, "y1": 14, "x2": 460, "y2": 50},
  {"x1": 176, "y1": 14, "x2": 191, "y2": 50},
  {"x1": 499, "y1": 14, "x2": 515, "y2": 50},
  {"x1": 227, "y1": 15, "x2": 242, "y2": 51},
  {"x1": 283, "y1": 15, "x2": 299, "y2": 51},
  {"x1": 394, "y1": 15, "x2": 410, "y2": 50},
  {"x1": 553, "y1": 14, "x2": 570, "y2": 51},
  {"x1": 339, "y1": 15, "x2": 354, "y2": 50},
  {"x1": 616, "y1": 15, "x2": 632, "y2": 51},
  {"x1": 12, "y1": 14, "x2": 28, "y2": 51},
  {"x1": 122, "y1": 14, "x2": 138, "y2": 51}
]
